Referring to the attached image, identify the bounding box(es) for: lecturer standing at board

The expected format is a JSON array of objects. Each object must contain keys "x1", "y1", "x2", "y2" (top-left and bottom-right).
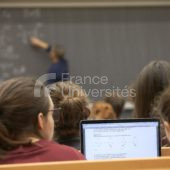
[{"x1": 30, "y1": 37, "x2": 69, "y2": 84}]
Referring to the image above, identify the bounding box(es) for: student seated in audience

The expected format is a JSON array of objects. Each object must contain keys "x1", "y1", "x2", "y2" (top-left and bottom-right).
[
  {"x1": 50, "y1": 81, "x2": 90, "y2": 150},
  {"x1": 0, "y1": 77, "x2": 84, "y2": 164},
  {"x1": 133, "y1": 60, "x2": 170, "y2": 146},
  {"x1": 104, "y1": 93, "x2": 125, "y2": 119},
  {"x1": 159, "y1": 86, "x2": 170, "y2": 143},
  {"x1": 90, "y1": 101, "x2": 117, "y2": 120}
]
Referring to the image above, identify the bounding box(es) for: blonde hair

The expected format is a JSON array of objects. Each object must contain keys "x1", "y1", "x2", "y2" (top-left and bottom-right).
[{"x1": 90, "y1": 101, "x2": 117, "y2": 120}]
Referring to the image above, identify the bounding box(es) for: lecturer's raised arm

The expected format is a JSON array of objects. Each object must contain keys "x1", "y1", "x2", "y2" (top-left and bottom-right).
[{"x1": 30, "y1": 36, "x2": 49, "y2": 49}]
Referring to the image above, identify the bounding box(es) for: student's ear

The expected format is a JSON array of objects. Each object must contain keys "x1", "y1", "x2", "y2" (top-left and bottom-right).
[{"x1": 37, "y1": 112, "x2": 45, "y2": 130}]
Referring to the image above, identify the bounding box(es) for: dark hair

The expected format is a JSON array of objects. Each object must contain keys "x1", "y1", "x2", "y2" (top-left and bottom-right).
[
  {"x1": 0, "y1": 77, "x2": 50, "y2": 157},
  {"x1": 159, "y1": 86, "x2": 170, "y2": 122},
  {"x1": 50, "y1": 81, "x2": 89, "y2": 140},
  {"x1": 134, "y1": 60, "x2": 170, "y2": 118},
  {"x1": 104, "y1": 94, "x2": 125, "y2": 118}
]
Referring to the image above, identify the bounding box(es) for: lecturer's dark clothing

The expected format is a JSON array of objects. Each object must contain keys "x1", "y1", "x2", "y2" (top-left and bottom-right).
[{"x1": 47, "y1": 58, "x2": 69, "y2": 84}]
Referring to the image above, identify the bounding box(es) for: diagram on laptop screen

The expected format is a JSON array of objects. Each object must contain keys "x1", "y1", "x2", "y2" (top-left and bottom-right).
[{"x1": 84, "y1": 124, "x2": 158, "y2": 160}]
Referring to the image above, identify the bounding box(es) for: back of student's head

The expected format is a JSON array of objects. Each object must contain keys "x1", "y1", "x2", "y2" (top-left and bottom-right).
[
  {"x1": 50, "y1": 81, "x2": 89, "y2": 140},
  {"x1": 0, "y1": 77, "x2": 52, "y2": 157},
  {"x1": 134, "y1": 60, "x2": 170, "y2": 118},
  {"x1": 104, "y1": 93, "x2": 125, "y2": 118},
  {"x1": 90, "y1": 101, "x2": 117, "y2": 120}
]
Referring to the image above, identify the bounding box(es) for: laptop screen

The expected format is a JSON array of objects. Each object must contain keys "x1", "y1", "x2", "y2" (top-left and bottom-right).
[{"x1": 81, "y1": 119, "x2": 160, "y2": 160}]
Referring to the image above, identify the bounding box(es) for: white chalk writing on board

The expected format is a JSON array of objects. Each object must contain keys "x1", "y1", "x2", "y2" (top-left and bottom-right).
[
  {"x1": 17, "y1": 22, "x2": 43, "y2": 44},
  {"x1": 0, "y1": 9, "x2": 45, "y2": 81},
  {"x1": 2, "y1": 10, "x2": 12, "y2": 18},
  {"x1": 23, "y1": 9, "x2": 41, "y2": 18}
]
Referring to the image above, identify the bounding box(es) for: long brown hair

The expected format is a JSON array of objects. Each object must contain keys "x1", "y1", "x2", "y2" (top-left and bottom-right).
[
  {"x1": 134, "y1": 60, "x2": 170, "y2": 118},
  {"x1": 0, "y1": 77, "x2": 50, "y2": 157},
  {"x1": 50, "y1": 81, "x2": 89, "y2": 140}
]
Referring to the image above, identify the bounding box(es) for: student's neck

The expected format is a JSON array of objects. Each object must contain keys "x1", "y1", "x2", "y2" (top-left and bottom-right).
[
  {"x1": 18, "y1": 134, "x2": 41, "y2": 143},
  {"x1": 28, "y1": 137, "x2": 40, "y2": 143}
]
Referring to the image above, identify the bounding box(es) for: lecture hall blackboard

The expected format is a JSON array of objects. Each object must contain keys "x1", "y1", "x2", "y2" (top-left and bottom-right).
[{"x1": 0, "y1": 8, "x2": 170, "y2": 99}]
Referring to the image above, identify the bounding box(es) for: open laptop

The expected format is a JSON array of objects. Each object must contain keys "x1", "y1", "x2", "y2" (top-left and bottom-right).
[{"x1": 80, "y1": 119, "x2": 160, "y2": 160}]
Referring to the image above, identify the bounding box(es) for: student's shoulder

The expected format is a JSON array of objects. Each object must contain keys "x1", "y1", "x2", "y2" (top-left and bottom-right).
[{"x1": 46, "y1": 140, "x2": 85, "y2": 160}]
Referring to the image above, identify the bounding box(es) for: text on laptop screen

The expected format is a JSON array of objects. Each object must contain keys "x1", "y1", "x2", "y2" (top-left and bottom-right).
[{"x1": 82, "y1": 122, "x2": 159, "y2": 160}]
